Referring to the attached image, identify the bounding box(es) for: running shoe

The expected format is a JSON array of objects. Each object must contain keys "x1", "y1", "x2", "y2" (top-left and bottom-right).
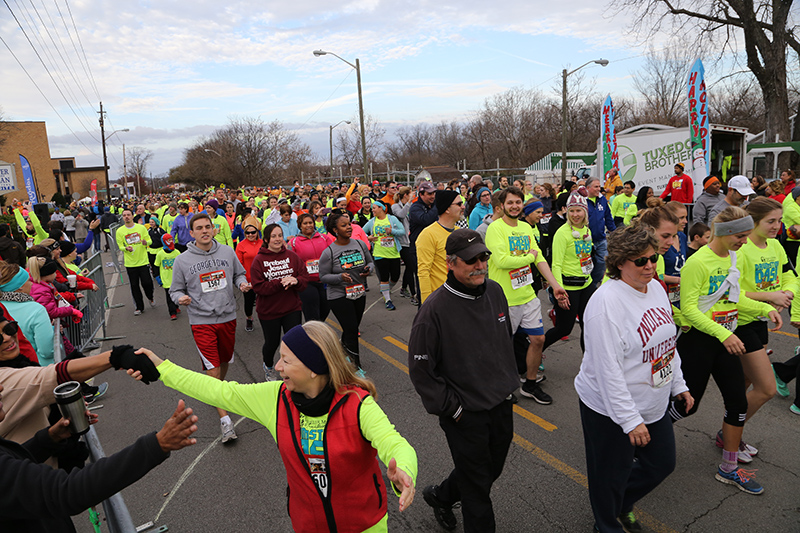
[
  {"x1": 618, "y1": 511, "x2": 643, "y2": 533},
  {"x1": 170, "y1": 314, "x2": 177, "y2": 321},
  {"x1": 508, "y1": 393, "x2": 519, "y2": 404},
  {"x1": 245, "y1": 319, "x2": 254, "y2": 332},
  {"x1": 790, "y1": 404, "x2": 800, "y2": 415},
  {"x1": 134, "y1": 310, "x2": 142, "y2": 316},
  {"x1": 560, "y1": 336, "x2": 569, "y2": 341},
  {"x1": 715, "y1": 467, "x2": 764, "y2": 494},
  {"x1": 83, "y1": 382, "x2": 108, "y2": 404},
  {"x1": 221, "y1": 419, "x2": 237, "y2": 444},
  {"x1": 548, "y1": 308, "x2": 556, "y2": 326},
  {"x1": 520, "y1": 381, "x2": 552, "y2": 405},
  {"x1": 774, "y1": 366, "x2": 790, "y2": 397},
  {"x1": 356, "y1": 367, "x2": 367, "y2": 378},
  {"x1": 411, "y1": 297, "x2": 420, "y2": 307},
  {"x1": 422, "y1": 485, "x2": 457, "y2": 531},
  {"x1": 264, "y1": 364, "x2": 278, "y2": 382},
  {"x1": 386, "y1": 300, "x2": 396, "y2": 311},
  {"x1": 535, "y1": 374, "x2": 546, "y2": 384},
  {"x1": 715, "y1": 430, "x2": 757, "y2": 461},
  {"x1": 400, "y1": 288, "x2": 411, "y2": 298},
  {"x1": 539, "y1": 362, "x2": 545, "y2": 372},
  {"x1": 149, "y1": 300, "x2": 156, "y2": 308},
  {"x1": 519, "y1": 374, "x2": 527, "y2": 383}
]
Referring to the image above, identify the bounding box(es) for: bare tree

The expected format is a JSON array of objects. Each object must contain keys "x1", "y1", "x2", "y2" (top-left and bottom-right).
[
  {"x1": 335, "y1": 114, "x2": 385, "y2": 174},
  {"x1": 630, "y1": 47, "x2": 690, "y2": 126},
  {"x1": 609, "y1": 0, "x2": 800, "y2": 169},
  {"x1": 711, "y1": 77, "x2": 766, "y2": 132}
]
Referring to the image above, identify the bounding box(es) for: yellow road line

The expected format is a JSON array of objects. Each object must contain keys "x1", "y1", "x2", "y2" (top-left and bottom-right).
[
  {"x1": 772, "y1": 329, "x2": 797, "y2": 339},
  {"x1": 384, "y1": 336, "x2": 558, "y2": 432},
  {"x1": 327, "y1": 321, "x2": 678, "y2": 533}
]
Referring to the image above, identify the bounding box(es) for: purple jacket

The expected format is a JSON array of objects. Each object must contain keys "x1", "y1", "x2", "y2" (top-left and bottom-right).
[{"x1": 170, "y1": 213, "x2": 194, "y2": 246}]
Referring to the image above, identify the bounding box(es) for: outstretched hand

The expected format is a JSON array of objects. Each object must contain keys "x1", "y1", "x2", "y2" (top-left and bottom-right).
[
  {"x1": 387, "y1": 458, "x2": 415, "y2": 512},
  {"x1": 109, "y1": 345, "x2": 161, "y2": 384},
  {"x1": 155, "y1": 400, "x2": 198, "y2": 452}
]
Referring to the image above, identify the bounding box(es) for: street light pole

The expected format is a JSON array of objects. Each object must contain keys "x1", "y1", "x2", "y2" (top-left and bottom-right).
[
  {"x1": 97, "y1": 101, "x2": 129, "y2": 201},
  {"x1": 329, "y1": 120, "x2": 351, "y2": 178},
  {"x1": 313, "y1": 49, "x2": 369, "y2": 180},
  {"x1": 561, "y1": 59, "x2": 609, "y2": 182}
]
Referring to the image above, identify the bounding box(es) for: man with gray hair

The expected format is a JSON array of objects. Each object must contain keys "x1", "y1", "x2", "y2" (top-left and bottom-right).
[{"x1": 585, "y1": 177, "x2": 616, "y2": 284}]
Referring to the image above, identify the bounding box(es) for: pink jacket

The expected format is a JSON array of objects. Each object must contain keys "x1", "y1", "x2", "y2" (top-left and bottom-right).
[
  {"x1": 30, "y1": 281, "x2": 75, "y2": 320},
  {"x1": 287, "y1": 232, "x2": 333, "y2": 282}
]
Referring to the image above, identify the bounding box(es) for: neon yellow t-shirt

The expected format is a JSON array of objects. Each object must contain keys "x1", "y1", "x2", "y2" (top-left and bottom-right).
[
  {"x1": 155, "y1": 248, "x2": 181, "y2": 289},
  {"x1": 611, "y1": 193, "x2": 636, "y2": 220},
  {"x1": 115, "y1": 223, "x2": 151, "y2": 267},
  {"x1": 737, "y1": 238, "x2": 799, "y2": 324},
  {"x1": 551, "y1": 224, "x2": 593, "y2": 290},
  {"x1": 371, "y1": 217, "x2": 399, "y2": 259},
  {"x1": 485, "y1": 219, "x2": 546, "y2": 306}
]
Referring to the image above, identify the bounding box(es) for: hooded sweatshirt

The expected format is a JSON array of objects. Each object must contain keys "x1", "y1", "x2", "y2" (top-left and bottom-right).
[
  {"x1": 250, "y1": 244, "x2": 309, "y2": 320},
  {"x1": 692, "y1": 190, "x2": 721, "y2": 226},
  {"x1": 169, "y1": 240, "x2": 248, "y2": 325},
  {"x1": 287, "y1": 232, "x2": 334, "y2": 282}
]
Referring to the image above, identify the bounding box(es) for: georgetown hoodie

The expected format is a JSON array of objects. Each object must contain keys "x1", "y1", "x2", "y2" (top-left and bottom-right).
[
  {"x1": 250, "y1": 244, "x2": 309, "y2": 320},
  {"x1": 170, "y1": 240, "x2": 248, "y2": 325}
]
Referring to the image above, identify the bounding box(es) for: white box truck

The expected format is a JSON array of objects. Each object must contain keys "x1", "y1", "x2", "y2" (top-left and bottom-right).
[{"x1": 578, "y1": 123, "x2": 748, "y2": 201}]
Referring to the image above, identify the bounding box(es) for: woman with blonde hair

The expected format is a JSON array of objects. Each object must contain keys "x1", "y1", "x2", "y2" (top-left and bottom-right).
[
  {"x1": 127, "y1": 320, "x2": 417, "y2": 532},
  {"x1": 670, "y1": 206, "x2": 781, "y2": 495}
]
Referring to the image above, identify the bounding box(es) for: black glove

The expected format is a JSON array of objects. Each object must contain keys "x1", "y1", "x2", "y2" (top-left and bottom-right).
[{"x1": 109, "y1": 345, "x2": 160, "y2": 385}]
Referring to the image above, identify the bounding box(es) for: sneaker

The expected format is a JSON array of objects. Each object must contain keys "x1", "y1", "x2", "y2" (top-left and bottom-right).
[
  {"x1": 539, "y1": 362, "x2": 545, "y2": 372},
  {"x1": 548, "y1": 308, "x2": 556, "y2": 326},
  {"x1": 134, "y1": 310, "x2": 142, "y2": 316},
  {"x1": 715, "y1": 430, "x2": 757, "y2": 461},
  {"x1": 520, "y1": 381, "x2": 553, "y2": 405},
  {"x1": 422, "y1": 485, "x2": 457, "y2": 531},
  {"x1": 715, "y1": 467, "x2": 764, "y2": 495},
  {"x1": 535, "y1": 374, "x2": 546, "y2": 384},
  {"x1": 176, "y1": 308, "x2": 181, "y2": 313},
  {"x1": 508, "y1": 393, "x2": 519, "y2": 404},
  {"x1": 519, "y1": 373, "x2": 527, "y2": 383},
  {"x1": 356, "y1": 367, "x2": 367, "y2": 378},
  {"x1": 411, "y1": 297, "x2": 420, "y2": 307},
  {"x1": 400, "y1": 288, "x2": 411, "y2": 298},
  {"x1": 221, "y1": 419, "x2": 238, "y2": 444},
  {"x1": 790, "y1": 404, "x2": 800, "y2": 415},
  {"x1": 83, "y1": 382, "x2": 108, "y2": 404},
  {"x1": 386, "y1": 300, "x2": 396, "y2": 311},
  {"x1": 245, "y1": 319, "x2": 254, "y2": 332},
  {"x1": 774, "y1": 366, "x2": 790, "y2": 397},
  {"x1": 618, "y1": 511, "x2": 643, "y2": 533},
  {"x1": 149, "y1": 300, "x2": 156, "y2": 308},
  {"x1": 560, "y1": 336, "x2": 569, "y2": 341},
  {"x1": 170, "y1": 314, "x2": 177, "y2": 321},
  {"x1": 741, "y1": 441, "x2": 758, "y2": 457},
  {"x1": 263, "y1": 364, "x2": 278, "y2": 382}
]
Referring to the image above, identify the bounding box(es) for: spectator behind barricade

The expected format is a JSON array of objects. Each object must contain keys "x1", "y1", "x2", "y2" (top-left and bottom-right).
[
  {"x1": 63, "y1": 210, "x2": 76, "y2": 241},
  {"x1": 99, "y1": 206, "x2": 118, "y2": 252},
  {"x1": 0, "y1": 262, "x2": 54, "y2": 366},
  {"x1": 40, "y1": 238, "x2": 97, "y2": 293},
  {"x1": 0, "y1": 224, "x2": 25, "y2": 267}
]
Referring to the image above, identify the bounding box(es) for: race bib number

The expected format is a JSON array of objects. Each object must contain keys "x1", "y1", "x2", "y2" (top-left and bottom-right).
[
  {"x1": 200, "y1": 270, "x2": 227, "y2": 293},
  {"x1": 345, "y1": 284, "x2": 365, "y2": 300},
  {"x1": 650, "y1": 348, "x2": 674, "y2": 388},
  {"x1": 579, "y1": 253, "x2": 593, "y2": 275},
  {"x1": 667, "y1": 283, "x2": 680, "y2": 303},
  {"x1": 509, "y1": 265, "x2": 533, "y2": 290},
  {"x1": 712, "y1": 309, "x2": 738, "y2": 332},
  {"x1": 309, "y1": 458, "x2": 329, "y2": 497},
  {"x1": 124, "y1": 232, "x2": 141, "y2": 245},
  {"x1": 379, "y1": 236, "x2": 395, "y2": 248},
  {"x1": 306, "y1": 259, "x2": 319, "y2": 275}
]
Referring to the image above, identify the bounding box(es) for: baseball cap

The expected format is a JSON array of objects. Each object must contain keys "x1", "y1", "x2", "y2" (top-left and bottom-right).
[
  {"x1": 445, "y1": 229, "x2": 490, "y2": 261},
  {"x1": 418, "y1": 181, "x2": 436, "y2": 193},
  {"x1": 728, "y1": 175, "x2": 755, "y2": 196}
]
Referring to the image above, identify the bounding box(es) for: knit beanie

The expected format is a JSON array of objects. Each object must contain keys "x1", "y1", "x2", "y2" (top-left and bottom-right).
[{"x1": 435, "y1": 190, "x2": 459, "y2": 215}]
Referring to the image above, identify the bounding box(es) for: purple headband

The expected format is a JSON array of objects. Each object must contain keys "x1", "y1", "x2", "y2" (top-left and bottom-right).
[{"x1": 282, "y1": 325, "x2": 329, "y2": 375}]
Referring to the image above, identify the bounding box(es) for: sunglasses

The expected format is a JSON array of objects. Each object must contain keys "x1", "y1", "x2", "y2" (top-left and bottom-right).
[
  {"x1": 453, "y1": 201, "x2": 464, "y2": 207},
  {"x1": 244, "y1": 231, "x2": 258, "y2": 235},
  {"x1": 0, "y1": 321, "x2": 18, "y2": 338},
  {"x1": 464, "y1": 252, "x2": 491, "y2": 265},
  {"x1": 630, "y1": 254, "x2": 659, "y2": 267}
]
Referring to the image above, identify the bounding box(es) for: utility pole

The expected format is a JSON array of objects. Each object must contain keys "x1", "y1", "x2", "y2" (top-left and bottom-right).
[
  {"x1": 123, "y1": 144, "x2": 128, "y2": 199},
  {"x1": 98, "y1": 102, "x2": 110, "y2": 201}
]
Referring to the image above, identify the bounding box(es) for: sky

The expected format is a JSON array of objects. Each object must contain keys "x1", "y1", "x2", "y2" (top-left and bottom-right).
[{"x1": 0, "y1": 0, "x2": 718, "y2": 178}]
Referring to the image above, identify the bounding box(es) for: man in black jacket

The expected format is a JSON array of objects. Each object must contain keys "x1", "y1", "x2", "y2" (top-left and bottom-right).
[
  {"x1": 0, "y1": 390, "x2": 198, "y2": 533},
  {"x1": 409, "y1": 229, "x2": 518, "y2": 533},
  {"x1": 407, "y1": 181, "x2": 438, "y2": 305}
]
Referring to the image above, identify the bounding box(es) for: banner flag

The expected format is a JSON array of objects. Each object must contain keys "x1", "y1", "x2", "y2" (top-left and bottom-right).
[{"x1": 19, "y1": 154, "x2": 37, "y2": 203}]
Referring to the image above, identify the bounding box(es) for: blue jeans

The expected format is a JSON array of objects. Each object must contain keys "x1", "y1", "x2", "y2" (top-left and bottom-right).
[{"x1": 591, "y1": 238, "x2": 608, "y2": 284}]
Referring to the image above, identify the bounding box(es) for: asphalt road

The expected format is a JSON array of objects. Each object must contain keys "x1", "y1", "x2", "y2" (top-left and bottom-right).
[{"x1": 75, "y1": 254, "x2": 800, "y2": 533}]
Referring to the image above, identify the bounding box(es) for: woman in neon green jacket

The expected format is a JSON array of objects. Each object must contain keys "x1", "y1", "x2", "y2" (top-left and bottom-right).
[{"x1": 127, "y1": 321, "x2": 417, "y2": 533}]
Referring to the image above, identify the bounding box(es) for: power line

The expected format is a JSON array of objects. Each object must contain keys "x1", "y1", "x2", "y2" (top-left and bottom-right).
[
  {"x1": 51, "y1": 0, "x2": 95, "y2": 96},
  {"x1": 299, "y1": 69, "x2": 355, "y2": 130},
  {"x1": 63, "y1": 0, "x2": 99, "y2": 99},
  {"x1": 0, "y1": 32, "x2": 99, "y2": 157}
]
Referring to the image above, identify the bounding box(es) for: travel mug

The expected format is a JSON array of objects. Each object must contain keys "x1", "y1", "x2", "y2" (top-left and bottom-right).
[{"x1": 53, "y1": 381, "x2": 90, "y2": 435}]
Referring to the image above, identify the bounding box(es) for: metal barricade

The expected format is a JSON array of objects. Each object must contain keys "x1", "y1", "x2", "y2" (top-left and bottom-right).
[
  {"x1": 63, "y1": 251, "x2": 125, "y2": 353},
  {"x1": 51, "y1": 324, "x2": 137, "y2": 533}
]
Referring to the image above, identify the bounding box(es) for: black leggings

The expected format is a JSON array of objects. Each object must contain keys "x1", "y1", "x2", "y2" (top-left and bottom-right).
[
  {"x1": 164, "y1": 288, "x2": 177, "y2": 315},
  {"x1": 542, "y1": 284, "x2": 595, "y2": 352},
  {"x1": 399, "y1": 246, "x2": 416, "y2": 292},
  {"x1": 243, "y1": 290, "x2": 256, "y2": 318},
  {"x1": 375, "y1": 257, "x2": 401, "y2": 283},
  {"x1": 259, "y1": 311, "x2": 303, "y2": 367},
  {"x1": 328, "y1": 296, "x2": 366, "y2": 368},
  {"x1": 126, "y1": 265, "x2": 154, "y2": 312},
  {"x1": 670, "y1": 328, "x2": 748, "y2": 427},
  {"x1": 299, "y1": 282, "x2": 330, "y2": 322}
]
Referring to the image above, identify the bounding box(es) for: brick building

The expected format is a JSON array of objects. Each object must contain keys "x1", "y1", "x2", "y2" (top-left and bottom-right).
[{"x1": 0, "y1": 121, "x2": 106, "y2": 204}]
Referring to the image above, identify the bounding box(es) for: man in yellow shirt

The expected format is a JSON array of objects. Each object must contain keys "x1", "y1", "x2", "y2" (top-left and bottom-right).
[
  {"x1": 416, "y1": 190, "x2": 463, "y2": 303},
  {"x1": 116, "y1": 208, "x2": 155, "y2": 315}
]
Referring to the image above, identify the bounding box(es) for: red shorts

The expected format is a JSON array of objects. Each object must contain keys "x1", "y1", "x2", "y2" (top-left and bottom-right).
[{"x1": 191, "y1": 320, "x2": 236, "y2": 370}]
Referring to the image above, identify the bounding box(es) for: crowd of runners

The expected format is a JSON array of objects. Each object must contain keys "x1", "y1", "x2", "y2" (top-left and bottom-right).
[{"x1": 0, "y1": 167, "x2": 798, "y2": 532}]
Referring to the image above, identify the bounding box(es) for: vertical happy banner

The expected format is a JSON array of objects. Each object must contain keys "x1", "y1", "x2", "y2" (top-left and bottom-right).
[
  {"x1": 687, "y1": 59, "x2": 710, "y2": 193},
  {"x1": 90, "y1": 179, "x2": 98, "y2": 206},
  {"x1": 18, "y1": 154, "x2": 37, "y2": 203},
  {"x1": 601, "y1": 95, "x2": 619, "y2": 175}
]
